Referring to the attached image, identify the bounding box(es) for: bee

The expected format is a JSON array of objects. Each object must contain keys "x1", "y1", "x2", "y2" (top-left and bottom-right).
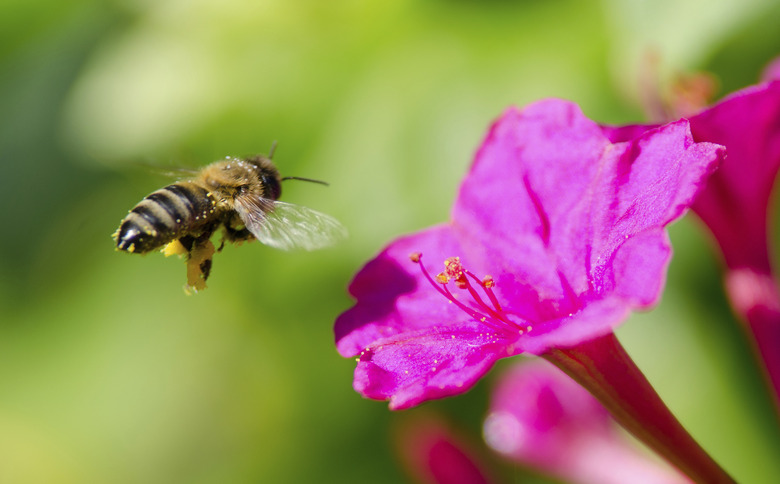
[{"x1": 113, "y1": 150, "x2": 346, "y2": 293}]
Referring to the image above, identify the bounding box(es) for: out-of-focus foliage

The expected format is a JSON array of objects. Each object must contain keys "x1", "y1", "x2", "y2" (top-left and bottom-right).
[{"x1": 1, "y1": 0, "x2": 780, "y2": 483}]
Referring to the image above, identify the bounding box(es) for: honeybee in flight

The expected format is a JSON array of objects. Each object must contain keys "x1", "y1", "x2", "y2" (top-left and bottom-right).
[{"x1": 114, "y1": 149, "x2": 346, "y2": 293}]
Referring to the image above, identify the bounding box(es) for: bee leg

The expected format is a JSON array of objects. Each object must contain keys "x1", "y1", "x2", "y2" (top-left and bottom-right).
[
  {"x1": 184, "y1": 238, "x2": 215, "y2": 294},
  {"x1": 223, "y1": 215, "x2": 254, "y2": 244},
  {"x1": 178, "y1": 235, "x2": 196, "y2": 252},
  {"x1": 199, "y1": 255, "x2": 213, "y2": 281},
  {"x1": 224, "y1": 226, "x2": 252, "y2": 242}
]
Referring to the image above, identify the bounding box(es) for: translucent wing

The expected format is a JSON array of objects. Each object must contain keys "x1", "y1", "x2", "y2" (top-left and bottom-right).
[
  {"x1": 233, "y1": 196, "x2": 347, "y2": 251},
  {"x1": 128, "y1": 161, "x2": 201, "y2": 180}
]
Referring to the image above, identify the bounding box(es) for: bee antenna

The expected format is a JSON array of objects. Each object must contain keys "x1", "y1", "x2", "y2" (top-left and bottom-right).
[
  {"x1": 281, "y1": 176, "x2": 329, "y2": 187},
  {"x1": 268, "y1": 140, "x2": 278, "y2": 159}
]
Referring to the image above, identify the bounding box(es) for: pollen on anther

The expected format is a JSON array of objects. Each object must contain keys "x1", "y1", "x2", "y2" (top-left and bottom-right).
[
  {"x1": 443, "y1": 256, "x2": 464, "y2": 279},
  {"x1": 482, "y1": 275, "x2": 495, "y2": 288},
  {"x1": 436, "y1": 272, "x2": 449, "y2": 284},
  {"x1": 409, "y1": 252, "x2": 421, "y2": 263},
  {"x1": 444, "y1": 256, "x2": 459, "y2": 267},
  {"x1": 526, "y1": 326, "x2": 533, "y2": 332}
]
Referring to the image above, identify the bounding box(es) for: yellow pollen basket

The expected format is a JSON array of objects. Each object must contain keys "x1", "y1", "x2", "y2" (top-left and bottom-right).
[{"x1": 162, "y1": 240, "x2": 188, "y2": 257}]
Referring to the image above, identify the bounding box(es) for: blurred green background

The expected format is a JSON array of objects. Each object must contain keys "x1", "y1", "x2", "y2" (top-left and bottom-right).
[{"x1": 2, "y1": 0, "x2": 780, "y2": 482}]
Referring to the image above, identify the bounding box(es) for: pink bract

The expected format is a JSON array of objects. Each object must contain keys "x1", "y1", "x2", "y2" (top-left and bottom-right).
[{"x1": 335, "y1": 99, "x2": 723, "y2": 410}]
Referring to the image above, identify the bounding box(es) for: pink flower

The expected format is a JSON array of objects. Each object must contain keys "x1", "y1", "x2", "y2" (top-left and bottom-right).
[
  {"x1": 604, "y1": 81, "x2": 780, "y2": 411},
  {"x1": 484, "y1": 360, "x2": 689, "y2": 484},
  {"x1": 335, "y1": 99, "x2": 723, "y2": 410}
]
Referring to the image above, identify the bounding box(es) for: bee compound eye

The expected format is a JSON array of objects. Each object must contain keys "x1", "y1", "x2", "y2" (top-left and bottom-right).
[{"x1": 262, "y1": 176, "x2": 282, "y2": 200}]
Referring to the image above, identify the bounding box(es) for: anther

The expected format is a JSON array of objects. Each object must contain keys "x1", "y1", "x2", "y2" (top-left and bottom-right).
[{"x1": 444, "y1": 256, "x2": 463, "y2": 278}]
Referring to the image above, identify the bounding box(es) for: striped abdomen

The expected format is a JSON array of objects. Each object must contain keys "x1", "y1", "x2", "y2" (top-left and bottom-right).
[{"x1": 115, "y1": 182, "x2": 217, "y2": 253}]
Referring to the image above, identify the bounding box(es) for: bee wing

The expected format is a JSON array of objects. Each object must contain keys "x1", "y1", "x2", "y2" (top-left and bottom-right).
[
  {"x1": 233, "y1": 196, "x2": 347, "y2": 251},
  {"x1": 128, "y1": 161, "x2": 201, "y2": 179}
]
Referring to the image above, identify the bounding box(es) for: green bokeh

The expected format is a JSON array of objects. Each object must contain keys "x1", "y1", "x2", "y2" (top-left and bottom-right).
[{"x1": 2, "y1": 1, "x2": 780, "y2": 483}]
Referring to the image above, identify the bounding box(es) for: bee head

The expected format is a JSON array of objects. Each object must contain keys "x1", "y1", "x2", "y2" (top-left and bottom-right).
[
  {"x1": 245, "y1": 155, "x2": 283, "y2": 200},
  {"x1": 245, "y1": 152, "x2": 329, "y2": 200}
]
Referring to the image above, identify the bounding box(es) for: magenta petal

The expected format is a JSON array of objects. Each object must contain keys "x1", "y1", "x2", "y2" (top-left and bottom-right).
[
  {"x1": 453, "y1": 101, "x2": 611, "y2": 296},
  {"x1": 354, "y1": 327, "x2": 512, "y2": 410},
  {"x1": 517, "y1": 297, "x2": 630, "y2": 355},
  {"x1": 586, "y1": 121, "x2": 720, "y2": 305},
  {"x1": 335, "y1": 225, "x2": 468, "y2": 357},
  {"x1": 689, "y1": 81, "x2": 780, "y2": 269},
  {"x1": 601, "y1": 123, "x2": 654, "y2": 144},
  {"x1": 610, "y1": 229, "x2": 672, "y2": 306},
  {"x1": 452, "y1": 101, "x2": 721, "y2": 344}
]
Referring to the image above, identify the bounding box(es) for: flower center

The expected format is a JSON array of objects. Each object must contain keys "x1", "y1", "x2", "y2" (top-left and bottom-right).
[{"x1": 410, "y1": 253, "x2": 532, "y2": 335}]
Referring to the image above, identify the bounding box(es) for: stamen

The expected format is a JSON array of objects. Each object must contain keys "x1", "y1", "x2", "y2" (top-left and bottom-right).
[
  {"x1": 413, "y1": 254, "x2": 463, "y2": 303},
  {"x1": 480, "y1": 274, "x2": 503, "y2": 312},
  {"x1": 462, "y1": 269, "x2": 506, "y2": 319},
  {"x1": 439, "y1": 283, "x2": 505, "y2": 332},
  {"x1": 410, "y1": 253, "x2": 523, "y2": 334},
  {"x1": 411, "y1": 254, "x2": 502, "y2": 330}
]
